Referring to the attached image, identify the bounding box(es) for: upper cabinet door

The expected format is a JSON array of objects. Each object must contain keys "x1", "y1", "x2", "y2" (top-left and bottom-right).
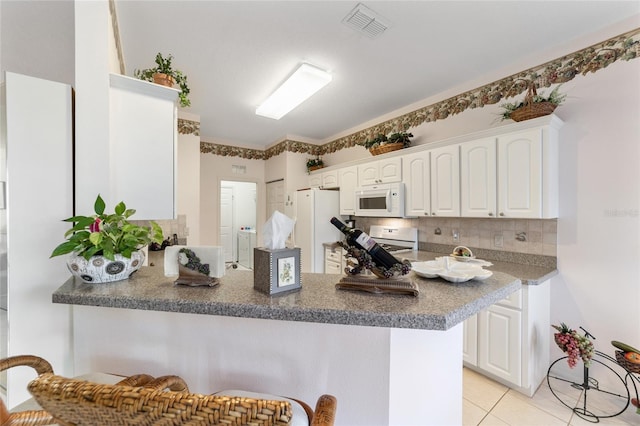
[
  {"x1": 338, "y1": 166, "x2": 358, "y2": 215},
  {"x1": 430, "y1": 145, "x2": 460, "y2": 217},
  {"x1": 378, "y1": 157, "x2": 402, "y2": 183},
  {"x1": 308, "y1": 173, "x2": 322, "y2": 188},
  {"x1": 497, "y1": 129, "x2": 542, "y2": 218},
  {"x1": 357, "y1": 157, "x2": 402, "y2": 186},
  {"x1": 321, "y1": 170, "x2": 339, "y2": 189},
  {"x1": 461, "y1": 138, "x2": 497, "y2": 218},
  {"x1": 357, "y1": 162, "x2": 379, "y2": 186},
  {"x1": 110, "y1": 74, "x2": 179, "y2": 220},
  {"x1": 402, "y1": 151, "x2": 430, "y2": 217}
]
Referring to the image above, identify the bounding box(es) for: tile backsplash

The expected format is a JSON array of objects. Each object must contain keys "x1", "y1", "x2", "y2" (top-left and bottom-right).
[{"x1": 354, "y1": 217, "x2": 557, "y2": 257}]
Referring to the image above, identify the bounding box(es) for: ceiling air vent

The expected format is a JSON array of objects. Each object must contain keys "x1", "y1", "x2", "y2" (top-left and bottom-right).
[{"x1": 342, "y1": 3, "x2": 390, "y2": 38}]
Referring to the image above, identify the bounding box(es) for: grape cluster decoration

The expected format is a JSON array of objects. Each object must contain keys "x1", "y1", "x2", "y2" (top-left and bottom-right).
[
  {"x1": 552, "y1": 323, "x2": 594, "y2": 368},
  {"x1": 337, "y1": 241, "x2": 411, "y2": 278}
]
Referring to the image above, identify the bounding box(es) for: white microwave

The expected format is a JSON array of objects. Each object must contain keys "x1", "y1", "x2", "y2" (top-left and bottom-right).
[{"x1": 355, "y1": 183, "x2": 405, "y2": 217}]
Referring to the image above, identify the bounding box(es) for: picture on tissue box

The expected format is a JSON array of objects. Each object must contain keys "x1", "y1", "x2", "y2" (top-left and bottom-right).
[{"x1": 277, "y1": 256, "x2": 296, "y2": 287}]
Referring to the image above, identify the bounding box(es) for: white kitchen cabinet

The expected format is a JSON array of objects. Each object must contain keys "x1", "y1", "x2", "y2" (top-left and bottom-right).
[
  {"x1": 309, "y1": 170, "x2": 339, "y2": 189},
  {"x1": 462, "y1": 314, "x2": 478, "y2": 365},
  {"x1": 338, "y1": 166, "x2": 358, "y2": 215},
  {"x1": 358, "y1": 157, "x2": 402, "y2": 186},
  {"x1": 460, "y1": 121, "x2": 559, "y2": 219},
  {"x1": 460, "y1": 137, "x2": 497, "y2": 218},
  {"x1": 478, "y1": 302, "x2": 523, "y2": 386},
  {"x1": 430, "y1": 145, "x2": 460, "y2": 217},
  {"x1": 464, "y1": 281, "x2": 550, "y2": 397},
  {"x1": 321, "y1": 170, "x2": 339, "y2": 189},
  {"x1": 497, "y1": 125, "x2": 558, "y2": 218},
  {"x1": 324, "y1": 246, "x2": 346, "y2": 274},
  {"x1": 308, "y1": 173, "x2": 322, "y2": 188},
  {"x1": 402, "y1": 150, "x2": 431, "y2": 217},
  {"x1": 109, "y1": 73, "x2": 179, "y2": 220}
]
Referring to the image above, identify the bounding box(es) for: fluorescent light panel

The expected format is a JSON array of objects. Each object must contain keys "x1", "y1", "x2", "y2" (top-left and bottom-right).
[{"x1": 256, "y1": 63, "x2": 332, "y2": 120}]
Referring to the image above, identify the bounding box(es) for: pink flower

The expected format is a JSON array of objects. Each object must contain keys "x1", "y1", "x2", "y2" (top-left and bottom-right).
[{"x1": 89, "y1": 218, "x2": 102, "y2": 233}]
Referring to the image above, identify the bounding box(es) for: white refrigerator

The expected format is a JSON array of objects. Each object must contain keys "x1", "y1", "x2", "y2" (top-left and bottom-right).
[{"x1": 295, "y1": 189, "x2": 344, "y2": 273}]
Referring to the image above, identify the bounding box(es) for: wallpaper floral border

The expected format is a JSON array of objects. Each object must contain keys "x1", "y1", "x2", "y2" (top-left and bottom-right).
[{"x1": 198, "y1": 27, "x2": 640, "y2": 160}]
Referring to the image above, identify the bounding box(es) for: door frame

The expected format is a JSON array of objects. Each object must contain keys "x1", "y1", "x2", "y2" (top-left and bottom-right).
[{"x1": 217, "y1": 176, "x2": 261, "y2": 253}]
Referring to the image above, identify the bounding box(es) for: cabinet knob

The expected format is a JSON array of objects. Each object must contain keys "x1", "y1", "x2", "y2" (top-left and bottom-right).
[
  {"x1": 499, "y1": 212, "x2": 505, "y2": 217},
  {"x1": 488, "y1": 212, "x2": 494, "y2": 216},
  {"x1": 432, "y1": 212, "x2": 436, "y2": 216},
  {"x1": 424, "y1": 212, "x2": 429, "y2": 216}
]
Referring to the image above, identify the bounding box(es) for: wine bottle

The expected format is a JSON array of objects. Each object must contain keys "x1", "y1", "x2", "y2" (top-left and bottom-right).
[{"x1": 330, "y1": 217, "x2": 401, "y2": 270}]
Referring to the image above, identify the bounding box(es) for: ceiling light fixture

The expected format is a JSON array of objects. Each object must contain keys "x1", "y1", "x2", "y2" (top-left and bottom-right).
[{"x1": 256, "y1": 63, "x2": 332, "y2": 120}]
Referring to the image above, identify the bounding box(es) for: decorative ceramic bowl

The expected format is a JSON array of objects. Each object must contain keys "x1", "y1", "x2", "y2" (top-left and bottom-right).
[{"x1": 66, "y1": 250, "x2": 145, "y2": 283}]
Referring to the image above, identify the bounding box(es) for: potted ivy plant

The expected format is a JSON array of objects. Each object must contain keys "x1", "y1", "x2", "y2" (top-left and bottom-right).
[
  {"x1": 500, "y1": 84, "x2": 566, "y2": 122},
  {"x1": 134, "y1": 53, "x2": 191, "y2": 108},
  {"x1": 51, "y1": 195, "x2": 163, "y2": 283},
  {"x1": 306, "y1": 156, "x2": 324, "y2": 174},
  {"x1": 363, "y1": 132, "x2": 413, "y2": 156}
]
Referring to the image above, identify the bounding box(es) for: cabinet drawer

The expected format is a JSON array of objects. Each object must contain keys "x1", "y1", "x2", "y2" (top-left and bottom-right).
[
  {"x1": 495, "y1": 289, "x2": 523, "y2": 310},
  {"x1": 325, "y1": 260, "x2": 343, "y2": 274},
  {"x1": 325, "y1": 248, "x2": 343, "y2": 263}
]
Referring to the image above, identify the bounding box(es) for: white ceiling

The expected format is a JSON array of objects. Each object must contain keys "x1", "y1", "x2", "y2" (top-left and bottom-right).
[{"x1": 115, "y1": 1, "x2": 640, "y2": 149}]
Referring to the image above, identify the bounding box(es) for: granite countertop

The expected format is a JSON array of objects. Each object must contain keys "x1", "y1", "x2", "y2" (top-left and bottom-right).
[
  {"x1": 322, "y1": 244, "x2": 558, "y2": 285},
  {"x1": 53, "y1": 252, "x2": 522, "y2": 331},
  {"x1": 408, "y1": 251, "x2": 557, "y2": 285}
]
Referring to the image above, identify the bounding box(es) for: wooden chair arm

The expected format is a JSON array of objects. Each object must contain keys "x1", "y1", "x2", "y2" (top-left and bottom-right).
[{"x1": 310, "y1": 394, "x2": 337, "y2": 426}]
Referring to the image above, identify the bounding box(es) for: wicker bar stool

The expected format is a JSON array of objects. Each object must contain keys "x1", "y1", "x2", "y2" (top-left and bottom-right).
[
  {"x1": 27, "y1": 373, "x2": 336, "y2": 426},
  {"x1": 3, "y1": 355, "x2": 336, "y2": 426}
]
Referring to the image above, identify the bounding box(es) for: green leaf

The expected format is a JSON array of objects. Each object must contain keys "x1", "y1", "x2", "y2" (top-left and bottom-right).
[
  {"x1": 114, "y1": 201, "x2": 126, "y2": 216},
  {"x1": 102, "y1": 248, "x2": 115, "y2": 261},
  {"x1": 89, "y1": 232, "x2": 103, "y2": 247},
  {"x1": 50, "y1": 241, "x2": 80, "y2": 258},
  {"x1": 94, "y1": 195, "x2": 106, "y2": 215}
]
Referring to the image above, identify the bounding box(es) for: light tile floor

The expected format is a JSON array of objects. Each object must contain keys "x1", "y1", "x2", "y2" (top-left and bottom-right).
[{"x1": 463, "y1": 368, "x2": 640, "y2": 425}]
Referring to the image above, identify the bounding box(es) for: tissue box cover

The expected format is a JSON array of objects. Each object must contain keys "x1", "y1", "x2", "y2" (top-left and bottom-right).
[{"x1": 254, "y1": 247, "x2": 301, "y2": 295}]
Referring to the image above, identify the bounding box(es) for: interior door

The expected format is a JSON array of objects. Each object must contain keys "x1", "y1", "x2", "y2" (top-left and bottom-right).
[{"x1": 220, "y1": 186, "x2": 234, "y2": 262}]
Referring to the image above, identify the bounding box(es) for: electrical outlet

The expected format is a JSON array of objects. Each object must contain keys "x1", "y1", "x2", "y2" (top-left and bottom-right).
[
  {"x1": 494, "y1": 233, "x2": 503, "y2": 248},
  {"x1": 452, "y1": 229, "x2": 459, "y2": 242}
]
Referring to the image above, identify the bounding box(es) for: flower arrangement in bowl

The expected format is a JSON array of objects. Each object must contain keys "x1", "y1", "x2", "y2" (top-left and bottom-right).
[
  {"x1": 500, "y1": 84, "x2": 566, "y2": 122},
  {"x1": 363, "y1": 132, "x2": 413, "y2": 156},
  {"x1": 51, "y1": 195, "x2": 163, "y2": 283},
  {"x1": 134, "y1": 52, "x2": 191, "y2": 108},
  {"x1": 306, "y1": 156, "x2": 324, "y2": 174}
]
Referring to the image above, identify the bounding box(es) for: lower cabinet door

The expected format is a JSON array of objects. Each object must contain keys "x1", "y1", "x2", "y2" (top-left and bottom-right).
[
  {"x1": 478, "y1": 305, "x2": 522, "y2": 386},
  {"x1": 463, "y1": 314, "x2": 478, "y2": 365}
]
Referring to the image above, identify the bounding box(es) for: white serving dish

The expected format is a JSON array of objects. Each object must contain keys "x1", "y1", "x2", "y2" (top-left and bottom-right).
[
  {"x1": 450, "y1": 254, "x2": 477, "y2": 262},
  {"x1": 411, "y1": 259, "x2": 492, "y2": 283}
]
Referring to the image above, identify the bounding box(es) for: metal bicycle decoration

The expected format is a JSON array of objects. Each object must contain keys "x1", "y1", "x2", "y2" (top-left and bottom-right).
[{"x1": 546, "y1": 325, "x2": 640, "y2": 423}]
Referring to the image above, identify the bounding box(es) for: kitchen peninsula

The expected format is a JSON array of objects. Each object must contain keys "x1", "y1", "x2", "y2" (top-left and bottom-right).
[{"x1": 53, "y1": 253, "x2": 535, "y2": 425}]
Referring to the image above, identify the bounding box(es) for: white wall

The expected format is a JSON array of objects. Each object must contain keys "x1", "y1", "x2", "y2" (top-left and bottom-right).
[
  {"x1": 553, "y1": 59, "x2": 640, "y2": 348},
  {"x1": 178, "y1": 112, "x2": 201, "y2": 245},
  {"x1": 200, "y1": 153, "x2": 265, "y2": 246}
]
